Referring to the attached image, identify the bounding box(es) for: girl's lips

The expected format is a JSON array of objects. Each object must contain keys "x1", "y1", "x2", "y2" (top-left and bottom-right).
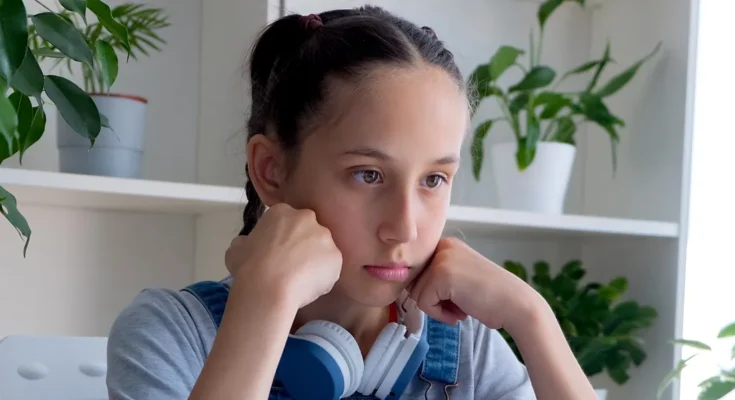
[{"x1": 364, "y1": 264, "x2": 410, "y2": 281}]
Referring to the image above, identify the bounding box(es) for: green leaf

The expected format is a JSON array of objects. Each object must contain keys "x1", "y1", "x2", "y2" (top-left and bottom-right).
[
  {"x1": 0, "y1": 74, "x2": 6, "y2": 93},
  {"x1": 672, "y1": 339, "x2": 712, "y2": 351},
  {"x1": 532, "y1": 261, "x2": 551, "y2": 287},
  {"x1": 516, "y1": 114, "x2": 540, "y2": 170},
  {"x1": 32, "y1": 48, "x2": 66, "y2": 58},
  {"x1": 0, "y1": 0, "x2": 28, "y2": 80},
  {"x1": 471, "y1": 119, "x2": 494, "y2": 181},
  {"x1": 538, "y1": 0, "x2": 564, "y2": 29},
  {"x1": 509, "y1": 93, "x2": 530, "y2": 114},
  {"x1": 44, "y1": 75, "x2": 101, "y2": 140},
  {"x1": 0, "y1": 184, "x2": 31, "y2": 256},
  {"x1": 59, "y1": 0, "x2": 88, "y2": 24},
  {"x1": 503, "y1": 261, "x2": 528, "y2": 282},
  {"x1": 0, "y1": 92, "x2": 17, "y2": 148},
  {"x1": 100, "y1": 112, "x2": 111, "y2": 129},
  {"x1": 31, "y1": 13, "x2": 94, "y2": 67},
  {"x1": 509, "y1": 66, "x2": 556, "y2": 93},
  {"x1": 550, "y1": 116, "x2": 576, "y2": 144},
  {"x1": 620, "y1": 337, "x2": 647, "y2": 366},
  {"x1": 95, "y1": 40, "x2": 118, "y2": 91},
  {"x1": 587, "y1": 40, "x2": 612, "y2": 92},
  {"x1": 561, "y1": 260, "x2": 585, "y2": 280},
  {"x1": 9, "y1": 91, "x2": 31, "y2": 135},
  {"x1": 601, "y1": 277, "x2": 628, "y2": 300},
  {"x1": 87, "y1": 0, "x2": 131, "y2": 55},
  {"x1": 489, "y1": 46, "x2": 524, "y2": 81},
  {"x1": 19, "y1": 106, "x2": 45, "y2": 163},
  {"x1": 698, "y1": 378, "x2": 735, "y2": 400},
  {"x1": 717, "y1": 322, "x2": 735, "y2": 338},
  {"x1": 535, "y1": 92, "x2": 571, "y2": 119},
  {"x1": 596, "y1": 42, "x2": 662, "y2": 98},
  {"x1": 9, "y1": 47, "x2": 44, "y2": 98},
  {"x1": 657, "y1": 354, "x2": 697, "y2": 399}
]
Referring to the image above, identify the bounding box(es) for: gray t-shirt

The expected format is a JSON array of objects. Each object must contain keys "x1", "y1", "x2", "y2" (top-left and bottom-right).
[{"x1": 106, "y1": 280, "x2": 536, "y2": 399}]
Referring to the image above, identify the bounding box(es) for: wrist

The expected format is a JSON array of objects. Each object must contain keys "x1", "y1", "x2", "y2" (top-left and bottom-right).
[
  {"x1": 230, "y1": 272, "x2": 300, "y2": 318},
  {"x1": 502, "y1": 288, "x2": 553, "y2": 338}
]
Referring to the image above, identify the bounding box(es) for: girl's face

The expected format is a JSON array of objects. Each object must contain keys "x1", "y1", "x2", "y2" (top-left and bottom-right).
[{"x1": 281, "y1": 64, "x2": 469, "y2": 307}]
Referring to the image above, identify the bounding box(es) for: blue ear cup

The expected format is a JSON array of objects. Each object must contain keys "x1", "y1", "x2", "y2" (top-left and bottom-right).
[
  {"x1": 274, "y1": 313, "x2": 429, "y2": 400},
  {"x1": 275, "y1": 320, "x2": 363, "y2": 400}
]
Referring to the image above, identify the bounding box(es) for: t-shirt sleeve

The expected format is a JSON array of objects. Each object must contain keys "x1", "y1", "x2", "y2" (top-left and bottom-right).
[
  {"x1": 106, "y1": 289, "x2": 208, "y2": 400},
  {"x1": 471, "y1": 322, "x2": 536, "y2": 399}
]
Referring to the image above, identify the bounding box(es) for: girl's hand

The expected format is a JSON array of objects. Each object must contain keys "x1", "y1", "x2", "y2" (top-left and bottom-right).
[
  {"x1": 407, "y1": 237, "x2": 543, "y2": 332},
  {"x1": 225, "y1": 202, "x2": 343, "y2": 310}
]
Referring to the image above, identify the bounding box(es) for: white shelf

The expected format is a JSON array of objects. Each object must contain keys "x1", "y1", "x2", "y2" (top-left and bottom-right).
[
  {"x1": 0, "y1": 168, "x2": 678, "y2": 238},
  {"x1": 0, "y1": 168, "x2": 247, "y2": 215},
  {"x1": 445, "y1": 205, "x2": 678, "y2": 238}
]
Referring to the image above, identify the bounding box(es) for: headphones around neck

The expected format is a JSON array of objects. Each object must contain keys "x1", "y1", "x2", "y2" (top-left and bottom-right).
[{"x1": 274, "y1": 293, "x2": 429, "y2": 400}]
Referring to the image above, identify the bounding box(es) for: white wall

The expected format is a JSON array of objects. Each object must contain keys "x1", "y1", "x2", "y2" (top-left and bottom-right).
[{"x1": 0, "y1": 206, "x2": 195, "y2": 337}]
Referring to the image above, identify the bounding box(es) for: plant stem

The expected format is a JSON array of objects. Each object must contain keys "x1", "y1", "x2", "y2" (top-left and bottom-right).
[
  {"x1": 542, "y1": 119, "x2": 556, "y2": 141},
  {"x1": 34, "y1": 0, "x2": 54, "y2": 13},
  {"x1": 536, "y1": 28, "x2": 545, "y2": 67},
  {"x1": 496, "y1": 97, "x2": 521, "y2": 140}
]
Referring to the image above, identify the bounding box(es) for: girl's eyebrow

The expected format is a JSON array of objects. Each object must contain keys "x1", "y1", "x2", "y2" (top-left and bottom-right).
[{"x1": 342, "y1": 147, "x2": 459, "y2": 165}]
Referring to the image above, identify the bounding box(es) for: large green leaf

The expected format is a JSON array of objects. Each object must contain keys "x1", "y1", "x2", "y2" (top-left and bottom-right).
[
  {"x1": 19, "y1": 106, "x2": 45, "y2": 164},
  {"x1": 60, "y1": 0, "x2": 88, "y2": 24},
  {"x1": 471, "y1": 119, "x2": 494, "y2": 181},
  {"x1": 516, "y1": 114, "x2": 540, "y2": 170},
  {"x1": 596, "y1": 42, "x2": 661, "y2": 97},
  {"x1": 10, "y1": 47, "x2": 44, "y2": 98},
  {"x1": 0, "y1": 92, "x2": 17, "y2": 148},
  {"x1": 95, "y1": 40, "x2": 118, "y2": 90},
  {"x1": 31, "y1": 13, "x2": 94, "y2": 67},
  {"x1": 718, "y1": 322, "x2": 735, "y2": 338},
  {"x1": 44, "y1": 75, "x2": 101, "y2": 140},
  {"x1": 489, "y1": 46, "x2": 524, "y2": 81},
  {"x1": 87, "y1": 0, "x2": 131, "y2": 55},
  {"x1": 538, "y1": 0, "x2": 564, "y2": 29},
  {"x1": 550, "y1": 116, "x2": 576, "y2": 144},
  {"x1": 0, "y1": 184, "x2": 31, "y2": 256},
  {"x1": 0, "y1": 0, "x2": 28, "y2": 80},
  {"x1": 698, "y1": 378, "x2": 735, "y2": 400},
  {"x1": 509, "y1": 92, "x2": 530, "y2": 114},
  {"x1": 536, "y1": 92, "x2": 572, "y2": 119},
  {"x1": 509, "y1": 66, "x2": 556, "y2": 93},
  {"x1": 587, "y1": 41, "x2": 612, "y2": 92}
]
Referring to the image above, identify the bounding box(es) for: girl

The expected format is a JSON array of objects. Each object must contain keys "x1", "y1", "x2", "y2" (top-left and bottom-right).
[{"x1": 106, "y1": 6, "x2": 596, "y2": 400}]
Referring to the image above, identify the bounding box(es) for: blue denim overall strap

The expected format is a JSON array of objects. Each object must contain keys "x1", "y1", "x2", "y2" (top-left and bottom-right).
[{"x1": 182, "y1": 280, "x2": 461, "y2": 396}]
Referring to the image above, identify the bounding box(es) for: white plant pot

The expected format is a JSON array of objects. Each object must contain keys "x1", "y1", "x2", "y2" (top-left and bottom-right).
[
  {"x1": 595, "y1": 388, "x2": 608, "y2": 400},
  {"x1": 57, "y1": 93, "x2": 147, "y2": 178},
  {"x1": 490, "y1": 141, "x2": 576, "y2": 214}
]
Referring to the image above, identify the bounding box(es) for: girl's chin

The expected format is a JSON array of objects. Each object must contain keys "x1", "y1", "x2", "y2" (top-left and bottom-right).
[{"x1": 334, "y1": 281, "x2": 406, "y2": 307}]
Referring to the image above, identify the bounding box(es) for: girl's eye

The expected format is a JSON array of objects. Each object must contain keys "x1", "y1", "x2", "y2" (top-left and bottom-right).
[
  {"x1": 353, "y1": 170, "x2": 383, "y2": 184},
  {"x1": 423, "y1": 174, "x2": 447, "y2": 189}
]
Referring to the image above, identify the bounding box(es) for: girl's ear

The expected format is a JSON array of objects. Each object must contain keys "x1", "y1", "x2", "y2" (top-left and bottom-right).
[{"x1": 246, "y1": 134, "x2": 287, "y2": 207}]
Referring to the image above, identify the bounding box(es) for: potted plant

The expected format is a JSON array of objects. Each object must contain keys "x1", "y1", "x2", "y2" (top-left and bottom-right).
[
  {"x1": 468, "y1": 0, "x2": 660, "y2": 214},
  {"x1": 658, "y1": 321, "x2": 735, "y2": 400},
  {"x1": 501, "y1": 259, "x2": 658, "y2": 399},
  {"x1": 1, "y1": 0, "x2": 153, "y2": 255},
  {"x1": 29, "y1": 2, "x2": 170, "y2": 178}
]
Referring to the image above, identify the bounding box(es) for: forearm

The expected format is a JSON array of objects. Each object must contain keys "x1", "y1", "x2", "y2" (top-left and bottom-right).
[
  {"x1": 504, "y1": 297, "x2": 597, "y2": 400},
  {"x1": 189, "y1": 277, "x2": 297, "y2": 400}
]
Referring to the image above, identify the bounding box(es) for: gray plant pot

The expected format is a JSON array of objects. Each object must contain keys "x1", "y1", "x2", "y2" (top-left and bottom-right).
[{"x1": 57, "y1": 93, "x2": 147, "y2": 178}]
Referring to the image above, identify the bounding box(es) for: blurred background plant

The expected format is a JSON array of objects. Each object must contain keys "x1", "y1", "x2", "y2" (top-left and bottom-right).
[{"x1": 501, "y1": 259, "x2": 658, "y2": 385}]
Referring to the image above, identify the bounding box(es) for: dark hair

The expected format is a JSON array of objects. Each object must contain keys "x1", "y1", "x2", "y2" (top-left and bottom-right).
[{"x1": 239, "y1": 5, "x2": 465, "y2": 235}]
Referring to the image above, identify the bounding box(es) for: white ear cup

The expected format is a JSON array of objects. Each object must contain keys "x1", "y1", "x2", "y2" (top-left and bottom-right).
[
  {"x1": 375, "y1": 333, "x2": 420, "y2": 399},
  {"x1": 359, "y1": 323, "x2": 406, "y2": 395},
  {"x1": 296, "y1": 321, "x2": 364, "y2": 396},
  {"x1": 357, "y1": 323, "x2": 396, "y2": 395}
]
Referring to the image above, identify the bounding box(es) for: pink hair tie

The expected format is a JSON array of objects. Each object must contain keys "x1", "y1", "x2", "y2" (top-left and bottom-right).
[{"x1": 300, "y1": 13, "x2": 323, "y2": 30}]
